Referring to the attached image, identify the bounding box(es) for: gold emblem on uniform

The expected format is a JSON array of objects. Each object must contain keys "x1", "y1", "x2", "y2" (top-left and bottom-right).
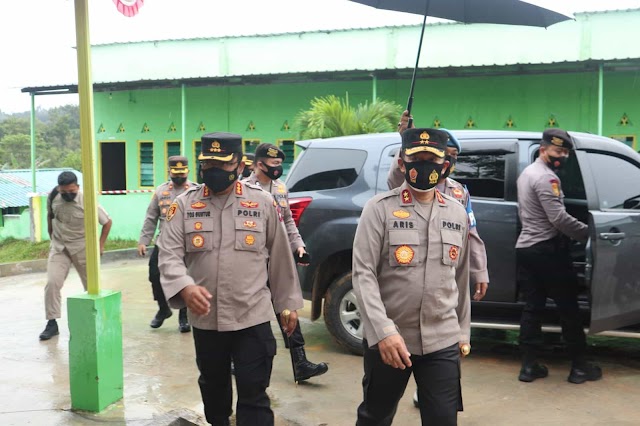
[
  {"x1": 166, "y1": 202, "x2": 178, "y2": 222},
  {"x1": 550, "y1": 180, "x2": 560, "y2": 197},
  {"x1": 279, "y1": 199, "x2": 287, "y2": 207},
  {"x1": 191, "y1": 201, "x2": 206, "y2": 209},
  {"x1": 409, "y1": 168, "x2": 418, "y2": 183},
  {"x1": 210, "y1": 141, "x2": 222, "y2": 152},
  {"x1": 192, "y1": 234, "x2": 205, "y2": 248},
  {"x1": 240, "y1": 201, "x2": 259, "y2": 208},
  {"x1": 267, "y1": 148, "x2": 279, "y2": 157},
  {"x1": 161, "y1": 207, "x2": 167, "y2": 215},
  {"x1": 203, "y1": 186, "x2": 211, "y2": 197},
  {"x1": 401, "y1": 189, "x2": 412, "y2": 204},
  {"x1": 392, "y1": 210, "x2": 411, "y2": 219},
  {"x1": 452, "y1": 188, "x2": 464, "y2": 199},
  {"x1": 176, "y1": 162, "x2": 183, "y2": 167},
  {"x1": 436, "y1": 191, "x2": 445, "y2": 204},
  {"x1": 419, "y1": 131, "x2": 430, "y2": 144},
  {"x1": 235, "y1": 181, "x2": 243, "y2": 195},
  {"x1": 429, "y1": 170, "x2": 439, "y2": 184},
  {"x1": 243, "y1": 220, "x2": 257, "y2": 228},
  {"x1": 550, "y1": 136, "x2": 564, "y2": 147},
  {"x1": 245, "y1": 234, "x2": 255, "y2": 246},
  {"x1": 394, "y1": 245, "x2": 415, "y2": 265},
  {"x1": 162, "y1": 191, "x2": 170, "y2": 196},
  {"x1": 277, "y1": 185, "x2": 286, "y2": 194},
  {"x1": 449, "y1": 246, "x2": 459, "y2": 261},
  {"x1": 194, "y1": 222, "x2": 203, "y2": 230}
]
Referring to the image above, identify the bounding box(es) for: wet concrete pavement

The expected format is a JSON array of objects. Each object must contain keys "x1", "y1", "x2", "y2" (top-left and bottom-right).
[{"x1": 1, "y1": 258, "x2": 640, "y2": 425}]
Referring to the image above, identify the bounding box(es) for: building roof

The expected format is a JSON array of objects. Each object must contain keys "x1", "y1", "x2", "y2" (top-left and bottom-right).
[
  {"x1": 0, "y1": 169, "x2": 83, "y2": 209},
  {"x1": 22, "y1": 8, "x2": 640, "y2": 93}
]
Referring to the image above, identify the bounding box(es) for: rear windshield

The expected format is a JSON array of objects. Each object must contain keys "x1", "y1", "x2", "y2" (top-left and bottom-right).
[{"x1": 286, "y1": 147, "x2": 367, "y2": 192}]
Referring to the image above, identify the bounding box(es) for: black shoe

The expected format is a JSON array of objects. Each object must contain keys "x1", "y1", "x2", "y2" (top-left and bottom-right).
[
  {"x1": 292, "y1": 346, "x2": 329, "y2": 381},
  {"x1": 178, "y1": 308, "x2": 191, "y2": 333},
  {"x1": 39, "y1": 320, "x2": 59, "y2": 340},
  {"x1": 568, "y1": 363, "x2": 602, "y2": 384},
  {"x1": 150, "y1": 307, "x2": 172, "y2": 328},
  {"x1": 518, "y1": 362, "x2": 549, "y2": 382}
]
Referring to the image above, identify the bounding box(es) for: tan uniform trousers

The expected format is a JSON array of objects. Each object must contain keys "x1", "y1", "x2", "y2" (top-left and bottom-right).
[{"x1": 44, "y1": 249, "x2": 88, "y2": 320}]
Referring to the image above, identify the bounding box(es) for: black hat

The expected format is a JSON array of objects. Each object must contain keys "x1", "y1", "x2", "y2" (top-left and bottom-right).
[
  {"x1": 255, "y1": 143, "x2": 285, "y2": 161},
  {"x1": 402, "y1": 128, "x2": 447, "y2": 158},
  {"x1": 542, "y1": 129, "x2": 574, "y2": 149},
  {"x1": 168, "y1": 155, "x2": 189, "y2": 173},
  {"x1": 242, "y1": 153, "x2": 255, "y2": 166},
  {"x1": 199, "y1": 132, "x2": 242, "y2": 161}
]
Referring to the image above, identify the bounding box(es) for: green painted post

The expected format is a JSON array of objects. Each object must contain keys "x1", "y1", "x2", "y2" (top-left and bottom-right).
[
  {"x1": 597, "y1": 63, "x2": 604, "y2": 136},
  {"x1": 30, "y1": 93, "x2": 36, "y2": 192},
  {"x1": 181, "y1": 83, "x2": 186, "y2": 156},
  {"x1": 372, "y1": 74, "x2": 377, "y2": 104},
  {"x1": 68, "y1": 291, "x2": 123, "y2": 412}
]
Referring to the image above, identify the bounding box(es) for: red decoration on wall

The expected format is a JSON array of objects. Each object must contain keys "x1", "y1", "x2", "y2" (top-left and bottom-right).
[{"x1": 113, "y1": 0, "x2": 144, "y2": 17}]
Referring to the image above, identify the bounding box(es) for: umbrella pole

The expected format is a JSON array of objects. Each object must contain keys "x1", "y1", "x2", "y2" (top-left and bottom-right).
[{"x1": 407, "y1": 0, "x2": 431, "y2": 128}]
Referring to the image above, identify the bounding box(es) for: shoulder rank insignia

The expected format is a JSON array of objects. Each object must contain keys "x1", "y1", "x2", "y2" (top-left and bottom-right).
[
  {"x1": 550, "y1": 179, "x2": 560, "y2": 197},
  {"x1": 401, "y1": 189, "x2": 412, "y2": 204},
  {"x1": 166, "y1": 202, "x2": 178, "y2": 222},
  {"x1": 449, "y1": 246, "x2": 459, "y2": 261},
  {"x1": 436, "y1": 191, "x2": 445, "y2": 204},
  {"x1": 191, "y1": 201, "x2": 206, "y2": 209},
  {"x1": 203, "y1": 186, "x2": 211, "y2": 197},
  {"x1": 452, "y1": 188, "x2": 464, "y2": 199},
  {"x1": 235, "y1": 181, "x2": 243, "y2": 196},
  {"x1": 392, "y1": 210, "x2": 411, "y2": 219},
  {"x1": 395, "y1": 245, "x2": 415, "y2": 265},
  {"x1": 240, "y1": 201, "x2": 259, "y2": 208}
]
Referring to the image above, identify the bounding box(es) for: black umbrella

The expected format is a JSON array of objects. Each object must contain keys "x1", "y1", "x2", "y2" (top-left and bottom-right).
[{"x1": 349, "y1": 0, "x2": 573, "y2": 123}]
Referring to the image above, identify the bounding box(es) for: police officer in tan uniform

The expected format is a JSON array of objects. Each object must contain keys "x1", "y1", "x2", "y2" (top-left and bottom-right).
[
  {"x1": 516, "y1": 129, "x2": 601, "y2": 384},
  {"x1": 158, "y1": 132, "x2": 303, "y2": 426},
  {"x1": 39, "y1": 171, "x2": 112, "y2": 340},
  {"x1": 138, "y1": 156, "x2": 192, "y2": 332},
  {"x1": 241, "y1": 153, "x2": 255, "y2": 178},
  {"x1": 353, "y1": 128, "x2": 471, "y2": 426},
  {"x1": 244, "y1": 143, "x2": 329, "y2": 382}
]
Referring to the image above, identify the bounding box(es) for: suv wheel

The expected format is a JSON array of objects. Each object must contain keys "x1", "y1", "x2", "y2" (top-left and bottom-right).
[{"x1": 324, "y1": 271, "x2": 364, "y2": 355}]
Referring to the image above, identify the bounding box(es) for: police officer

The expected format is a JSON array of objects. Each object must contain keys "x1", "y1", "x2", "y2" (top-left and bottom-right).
[
  {"x1": 241, "y1": 152, "x2": 255, "y2": 178},
  {"x1": 516, "y1": 129, "x2": 601, "y2": 384},
  {"x1": 138, "y1": 156, "x2": 192, "y2": 332},
  {"x1": 158, "y1": 132, "x2": 303, "y2": 426},
  {"x1": 244, "y1": 143, "x2": 329, "y2": 382},
  {"x1": 40, "y1": 171, "x2": 112, "y2": 340},
  {"x1": 353, "y1": 128, "x2": 471, "y2": 426}
]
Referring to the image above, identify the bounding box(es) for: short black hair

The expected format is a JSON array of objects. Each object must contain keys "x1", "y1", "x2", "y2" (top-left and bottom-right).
[{"x1": 58, "y1": 171, "x2": 78, "y2": 186}]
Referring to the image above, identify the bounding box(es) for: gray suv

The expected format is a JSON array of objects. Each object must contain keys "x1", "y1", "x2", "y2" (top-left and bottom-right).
[{"x1": 285, "y1": 131, "x2": 640, "y2": 355}]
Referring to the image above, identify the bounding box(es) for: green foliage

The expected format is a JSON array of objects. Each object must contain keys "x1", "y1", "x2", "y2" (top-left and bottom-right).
[
  {"x1": 0, "y1": 237, "x2": 138, "y2": 263},
  {"x1": 294, "y1": 95, "x2": 402, "y2": 139}
]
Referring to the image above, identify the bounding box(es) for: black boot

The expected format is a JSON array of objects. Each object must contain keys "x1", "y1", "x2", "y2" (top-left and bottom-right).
[
  {"x1": 568, "y1": 362, "x2": 602, "y2": 384},
  {"x1": 178, "y1": 308, "x2": 191, "y2": 333},
  {"x1": 291, "y1": 346, "x2": 329, "y2": 381},
  {"x1": 39, "y1": 319, "x2": 59, "y2": 340},
  {"x1": 518, "y1": 362, "x2": 549, "y2": 382},
  {"x1": 150, "y1": 300, "x2": 172, "y2": 328}
]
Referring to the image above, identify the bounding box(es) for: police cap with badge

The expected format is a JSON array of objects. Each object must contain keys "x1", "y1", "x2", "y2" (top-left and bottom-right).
[
  {"x1": 199, "y1": 132, "x2": 243, "y2": 161},
  {"x1": 242, "y1": 152, "x2": 255, "y2": 166},
  {"x1": 168, "y1": 155, "x2": 189, "y2": 173},
  {"x1": 542, "y1": 128, "x2": 574, "y2": 149},
  {"x1": 402, "y1": 128, "x2": 448, "y2": 157},
  {"x1": 255, "y1": 143, "x2": 285, "y2": 161}
]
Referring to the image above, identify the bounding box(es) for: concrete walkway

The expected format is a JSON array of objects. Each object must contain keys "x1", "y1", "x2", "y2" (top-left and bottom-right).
[{"x1": 1, "y1": 258, "x2": 640, "y2": 425}]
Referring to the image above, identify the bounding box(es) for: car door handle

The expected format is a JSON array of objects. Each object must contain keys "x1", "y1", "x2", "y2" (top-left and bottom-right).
[{"x1": 599, "y1": 232, "x2": 626, "y2": 241}]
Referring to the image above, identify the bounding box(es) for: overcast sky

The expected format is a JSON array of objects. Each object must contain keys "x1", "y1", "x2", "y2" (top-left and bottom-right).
[{"x1": 2, "y1": 0, "x2": 640, "y2": 113}]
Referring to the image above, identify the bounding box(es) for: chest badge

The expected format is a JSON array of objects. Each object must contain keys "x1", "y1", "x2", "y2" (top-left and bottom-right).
[
  {"x1": 452, "y1": 188, "x2": 464, "y2": 199},
  {"x1": 392, "y1": 210, "x2": 411, "y2": 219},
  {"x1": 245, "y1": 234, "x2": 256, "y2": 246},
  {"x1": 192, "y1": 234, "x2": 205, "y2": 248},
  {"x1": 191, "y1": 201, "x2": 206, "y2": 209},
  {"x1": 161, "y1": 207, "x2": 167, "y2": 215},
  {"x1": 449, "y1": 246, "x2": 459, "y2": 261},
  {"x1": 240, "y1": 201, "x2": 259, "y2": 208},
  {"x1": 243, "y1": 220, "x2": 257, "y2": 228},
  {"x1": 194, "y1": 222, "x2": 203, "y2": 231},
  {"x1": 162, "y1": 191, "x2": 170, "y2": 196},
  {"x1": 395, "y1": 245, "x2": 415, "y2": 265},
  {"x1": 166, "y1": 202, "x2": 178, "y2": 222}
]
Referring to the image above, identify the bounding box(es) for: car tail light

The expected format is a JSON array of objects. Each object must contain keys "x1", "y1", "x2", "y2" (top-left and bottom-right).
[{"x1": 288, "y1": 197, "x2": 313, "y2": 227}]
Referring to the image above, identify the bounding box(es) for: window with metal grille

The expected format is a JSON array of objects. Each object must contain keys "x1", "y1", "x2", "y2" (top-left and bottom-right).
[
  {"x1": 166, "y1": 141, "x2": 181, "y2": 165},
  {"x1": 139, "y1": 142, "x2": 154, "y2": 187}
]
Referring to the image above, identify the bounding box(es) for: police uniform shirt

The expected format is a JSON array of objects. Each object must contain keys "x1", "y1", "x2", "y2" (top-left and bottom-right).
[
  {"x1": 157, "y1": 181, "x2": 304, "y2": 331},
  {"x1": 49, "y1": 191, "x2": 110, "y2": 255},
  {"x1": 516, "y1": 157, "x2": 588, "y2": 248},
  {"x1": 244, "y1": 173, "x2": 305, "y2": 253},
  {"x1": 352, "y1": 182, "x2": 471, "y2": 356},
  {"x1": 138, "y1": 180, "x2": 192, "y2": 247}
]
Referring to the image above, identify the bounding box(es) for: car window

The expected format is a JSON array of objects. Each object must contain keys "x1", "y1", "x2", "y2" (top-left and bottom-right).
[
  {"x1": 450, "y1": 153, "x2": 506, "y2": 199},
  {"x1": 586, "y1": 152, "x2": 640, "y2": 209},
  {"x1": 286, "y1": 147, "x2": 367, "y2": 192}
]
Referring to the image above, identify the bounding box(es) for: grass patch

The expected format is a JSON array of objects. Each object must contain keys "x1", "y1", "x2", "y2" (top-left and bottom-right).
[{"x1": 0, "y1": 237, "x2": 138, "y2": 263}]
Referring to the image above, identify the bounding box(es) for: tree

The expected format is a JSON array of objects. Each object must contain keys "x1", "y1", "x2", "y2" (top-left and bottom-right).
[{"x1": 295, "y1": 95, "x2": 401, "y2": 139}]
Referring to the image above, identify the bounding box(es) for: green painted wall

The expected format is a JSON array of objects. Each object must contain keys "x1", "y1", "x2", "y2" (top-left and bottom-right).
[{"x1": 0, "y1": 210, "x2": 31, "y2": 241}]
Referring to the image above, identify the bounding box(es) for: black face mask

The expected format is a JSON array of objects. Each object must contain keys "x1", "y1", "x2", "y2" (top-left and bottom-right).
[
  {"x1": 441, "y1": 155, "x2": 457, "y2": 180},
  {"x1": 242, "y1": 168, "x2": 253, "y2": 178},
  {"x1": 61, "y1": 192, "x2": 77, "y2": 202},
  {"x1": 403, "y1": 160, "x2": 444, "y2": 191},
  {"x1": 201, "y1": 166, "x2": 238, "y2": 194},
  {"x1": 547, "y1": 155, "x2": 567, "y2": 172},
  {"x1": 171, "y1": 177, "x2": 187, "y2": 186},
  {"x1": 261, "y1": 163, "x2": 283, "y2": 180}
]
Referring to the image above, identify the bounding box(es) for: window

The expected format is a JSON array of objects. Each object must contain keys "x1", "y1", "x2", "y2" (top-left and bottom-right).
[
  {"x1": 139, "y1": 141, "x2": 154, "y2": 187},
  {"x1": 166, "y1": 141, "x2": 181, "y2": 164},
  {"x1": 278, "y1": 139, "x2": 296, "y2": 176},
  {"x1": 286, "y1": 148, "x2": 367, "y2": 192},
  {"x1": 100, "y1": 141, "x2": 126, "y2": 192},
  {"x1": 586, "y1": 152, "x2": 640, "y2": 209},
  {"x1": 609, "y1": 134, "x2": 636, "y2": 151},
  {"x1": 450, "y1": 153, "x2": 506, "y2": 199},
  {"x1": 243, "y1": 139, "x2": 261, "y2": 154}
]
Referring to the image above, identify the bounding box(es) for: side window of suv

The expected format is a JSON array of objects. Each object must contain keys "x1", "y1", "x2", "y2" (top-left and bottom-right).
[
  {"x1": 287, "y1": 148, "x2": 367, "y2": 192},
  {"x1": 450, "y1": 153, "x2": 506, "y2": 199},
  {"x1": 586, "y1": 152, "x2": 640, "y2": 209}
]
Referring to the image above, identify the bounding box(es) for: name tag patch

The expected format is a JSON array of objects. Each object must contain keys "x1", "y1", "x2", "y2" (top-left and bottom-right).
[{"x1": 442, "y1": 221, "x2": 462, "y2": 231}]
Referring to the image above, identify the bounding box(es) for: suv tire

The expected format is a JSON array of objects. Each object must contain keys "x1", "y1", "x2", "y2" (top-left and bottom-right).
[{"x1": 324, "y1": 271, "x2": 364, "y2": 355}]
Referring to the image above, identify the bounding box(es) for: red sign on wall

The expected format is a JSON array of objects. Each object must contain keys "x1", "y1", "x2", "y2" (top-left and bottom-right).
[{"x1": 113, "y1": 0, "x2": 144, "y2": 17}]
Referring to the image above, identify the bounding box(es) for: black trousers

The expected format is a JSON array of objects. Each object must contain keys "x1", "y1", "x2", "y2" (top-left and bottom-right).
[
  {"x1": 357, "y1": 342, "x2": 461, "y2": 426},
  {"x1": 193, "y1": 323, "x2": 277, "y2": 426},
  {"x1": 149, "y1": 246, "x2": 169, "y2": 306},
  {"x1": 517, "y1": 237, "x2": 586, "y2": 365},
  {"x1": 275, "y1": 312, "x2": 304, "y2": 348}
]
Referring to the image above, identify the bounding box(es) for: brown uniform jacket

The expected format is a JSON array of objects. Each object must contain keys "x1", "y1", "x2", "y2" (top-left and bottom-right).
[
  {"x1": 516, "y1": 157, "x2": 588, "y2": 248},
  {"x1": 138, "y1": 180, "x2": 192, "y2": 247},
  {"x1": 157, "y1": 181, "x2": 303, "y2": 331},
  {"x1": 243, "y1": 173, "x2": 305, "y2": 253},
  {"x1": 387, "y1": 151, "x2": 489, "y2": 284},
  {"x1": 48, "y1": 191, "x2": 110, "y2": 255},
  {"x1": 352, "y1": 182, "x2": 471, "y2": 356}
]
